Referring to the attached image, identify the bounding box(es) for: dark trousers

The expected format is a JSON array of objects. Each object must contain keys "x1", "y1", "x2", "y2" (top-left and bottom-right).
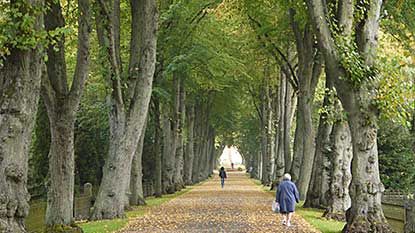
[{"x1": 221, "y1": 177, "x2": 225, "y2": 188}]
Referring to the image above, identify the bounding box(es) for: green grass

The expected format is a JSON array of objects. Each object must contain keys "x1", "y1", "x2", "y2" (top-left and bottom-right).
[
  {"x1": 79, "y1": 187, "x2": 193, "y2": 233},
  {"x1": 26, "y1": 187, "x2": 193, "y2": 233},
  {"x1": 26, "y1": 200, "x2": 47, "y2": 233},
  {"x1": 296, "y1": 202, "x2": 345, "y2": 233},
  {"x1": 79, "y1": 218, "x2": 128, "y2": 233}
]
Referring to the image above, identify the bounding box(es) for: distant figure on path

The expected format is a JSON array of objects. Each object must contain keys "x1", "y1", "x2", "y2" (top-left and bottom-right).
[
  {"x1": 276, "y1": 173, "x2": 300, "y2": 227},
  {"x1": 219, "y1": 167, "x2": 227, "y2": 188},
  {"x1": 231, "y1": 163, "x2": 234, "y2": 169}
]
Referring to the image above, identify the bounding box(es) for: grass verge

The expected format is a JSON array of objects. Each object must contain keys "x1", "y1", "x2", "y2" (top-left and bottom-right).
[
  {"x1": 79, "y1": 187, "x2": 193, "y2": 233},
  {"x1": 26, "y1": 186, "x2": 193, "y2": 233},
  {"x1": 296, "y1": 202, "x2": 345, "y2": 233},
  {"x1": 249, "y1": 176, "x2": 345, "y2": 233}
]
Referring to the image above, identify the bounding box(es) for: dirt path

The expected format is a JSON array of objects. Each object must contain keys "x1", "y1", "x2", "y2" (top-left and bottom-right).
[{"x1": 120, "y1": 171, "x2": 319, "y2": 233}]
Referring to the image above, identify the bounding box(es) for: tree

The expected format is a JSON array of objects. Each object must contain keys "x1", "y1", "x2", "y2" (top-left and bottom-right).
[
  {"x1": 0, "y1": 0, "x2": 44, "y2": 231},
  {"x1": 304, "y1": 75, "x2": 334, "y2": 208},
  {"x1": 42, "y1": 0, "x2": 91, "y2": 228},
  {"x1": 288, "y1": 7, "x2": 322, "y2": 198},
  {"x1": 306, "y1": 0, "x2": 392, "y2": 231},
  {"x1": 91, "y1": 0, "x2": 158, "y2": 219}
]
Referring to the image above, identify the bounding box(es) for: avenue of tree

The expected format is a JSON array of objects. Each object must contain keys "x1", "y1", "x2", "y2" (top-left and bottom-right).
[{"x1": 0, "y1": 0, "x2": 414, "y2": 232}]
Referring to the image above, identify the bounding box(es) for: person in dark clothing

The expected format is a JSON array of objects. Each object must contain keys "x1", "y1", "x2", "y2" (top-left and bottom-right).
[
  {"x1": 276, "y1": 173, "x2": 300, "y2": 227},
  {"x1": 219, "y1": 167, "x2": 227, "y2": 188}
]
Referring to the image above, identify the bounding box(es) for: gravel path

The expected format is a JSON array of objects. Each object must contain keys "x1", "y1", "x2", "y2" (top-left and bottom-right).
[{"x1": 120, "y1": 171, "x2": 319, "y2": 233}]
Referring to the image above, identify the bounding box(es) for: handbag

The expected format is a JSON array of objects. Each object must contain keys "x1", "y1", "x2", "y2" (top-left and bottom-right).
[{"x1": 272, "y1": 200, "x2": 280, "y2": 213}]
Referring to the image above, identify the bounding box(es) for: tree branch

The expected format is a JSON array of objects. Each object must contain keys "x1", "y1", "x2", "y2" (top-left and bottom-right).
[
  {"x1": 305, "y1": 0, "x2": 338, "y2": 68},
  {"x1": 355, "y1": 0, "x2": 383, "y2": 65},
  {"x1": 247, "y1": 15, "x2": 299, "y2": 89},
  {"x1": 44, "y1": 0, "x2": 69, "y2": 96},
  {"x1": 126, "y1": 0, "x2": 144, "y2": 102},
  {"x1": 97, "y1": 0, "x2": 124, "y2": 108},
  {"x1": 248, "y1": 86, "x2": 262, "y2": 120},
  {"x1": 69, "y1": 0, "x2": 92, "y2": 108},
  {"x1": 337, "y1": 0, "x2": 354, "y2": 35}
]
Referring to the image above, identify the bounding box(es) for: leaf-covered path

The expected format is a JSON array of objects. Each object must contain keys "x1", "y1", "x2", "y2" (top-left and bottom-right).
[{"x1": 120, "y1": 171, "x2": 319, "y2": 233}]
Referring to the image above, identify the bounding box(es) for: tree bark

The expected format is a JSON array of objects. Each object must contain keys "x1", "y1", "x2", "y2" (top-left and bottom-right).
[
  {"x1": 129, "y1": 118, "x2": 147, "y2": 206},
  {"x1": 304, "y1": 76, "x2": 334, "y2": 208},
  {"x1": 91, "y1": 0, "x2": 158, "y2": 220},
  {"x1": 292, "y1": 22, "x2": 321, "y2": 199},
  {"x1": 260, "y1": 64, "x2": 272, "y2": 185},
  {"x1": 42, "y1": 0, "x2": 91, "y2": 227},
  {"x1": 290, "y1": 106, "x2": 304, "y2": 182},
  {"x1": 191, "y1": 102, "x2": 202, "y2": 184},
  {"x1": 0, "y1": 21, "x2": 43, "y2": 233},
  {"x1": 162, "y1": 114, "x2": 175, "y2": 194},
  {"x1": 324, "y1": 120, "x2": 352, "y2": 221},
  {"x1": 283, "y1": 70, "x2": 295, "y2": 173},
  {"x1": 274, "y1": 73, "x2": 285, "y2": 183},
  {"x1": 184, "y1": 105, "x2": 195, "y2": 185},
  {"x1": 173, "y1": 76, "x2": 185, "y2": 190},
  {"x1": 153, "y1": 98, "x2": 163, "y2": 197},
  {"x1": 196, "y1": 99, "x2": 211, "y2": 181}
]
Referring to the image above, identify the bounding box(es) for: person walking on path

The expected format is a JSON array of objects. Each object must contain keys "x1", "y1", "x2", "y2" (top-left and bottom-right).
[
  {"x1": 219, "y1": 167, "x2": 227, "y2": 188},
  {"x1": 276, "y1": 173, "x2": 300, "y2": 227}
]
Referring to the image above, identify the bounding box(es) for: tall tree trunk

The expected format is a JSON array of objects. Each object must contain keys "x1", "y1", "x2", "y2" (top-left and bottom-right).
[
  {"x1": 197, "y1": 100, "x2": 211, "y2": 181},
  {"x1": 91, "y1": 0, "x2": 157, "y2": 220},
  {"x1": 306, "y1": 0, "x2": 392, "y2": 230},
  {"x1": 42, "y1": 0, "x2": 91, "y2": 227},
  {"x1": 162, "y1": 114, "x2": 175, "y2": 194},
  {"x1": 199, "y1": 122, "x2": 209, "y2": 180},
  {"x1": 297, "y1": 88, "x2": 315, "y2": 198},
  {"x1": 208, "y1": 142, "x2": 218, "y2": 176},
  {"x1": 261, "y1": 64, "x2": 272, "y2": 185},
  {"x1": 173, "y1": 76, "x2": 185, "y2": 190},
  {"x1": 304, "y1": 76, "x2": 334, "y2": 208},
  {"x1": 184, "y1": 105, "x2": 195, "y2": 185},
  {"x1": 274, "y1": 73, "x2": 285, "y2": 183},
  {"x1": 191, "y1": 102, "x2": 202, "y2": 184},
  {"x1": 288, "y1": 10, "x2": 322, "y2": 199},
  {"x1": 207, "y1": 127, "x2": 216, "y2": 176},
  {"x1": 258, "y1": 151, "x2": 263, "y2": 180},
  {"x1": 343, "y1": 107, "x2": 390, "y2": 232},
  {"x1": 0, "y1": 8, "x2": 43, "y2": 230},
  {"x1": 291, "y1": 106, "x2": 304, "y2": 182},
  {"x1": 324, "y1": 120, "x2": 352, "y2": 220},
  {"x1": 153, "y1": 98, "x2": 163, "y2": 197},
  {"x1": 283, "y1": 71, "x2": 295, "y2": 173},
  {"x1": 44, "y1": 108, "x2": 76, "y2": 227},
  {"x1": 249, "y1": 152, "x2": 258, "y2": 178},
  {"x1": 130, "y1": 119, "x2": 147, "y2": 206}
]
